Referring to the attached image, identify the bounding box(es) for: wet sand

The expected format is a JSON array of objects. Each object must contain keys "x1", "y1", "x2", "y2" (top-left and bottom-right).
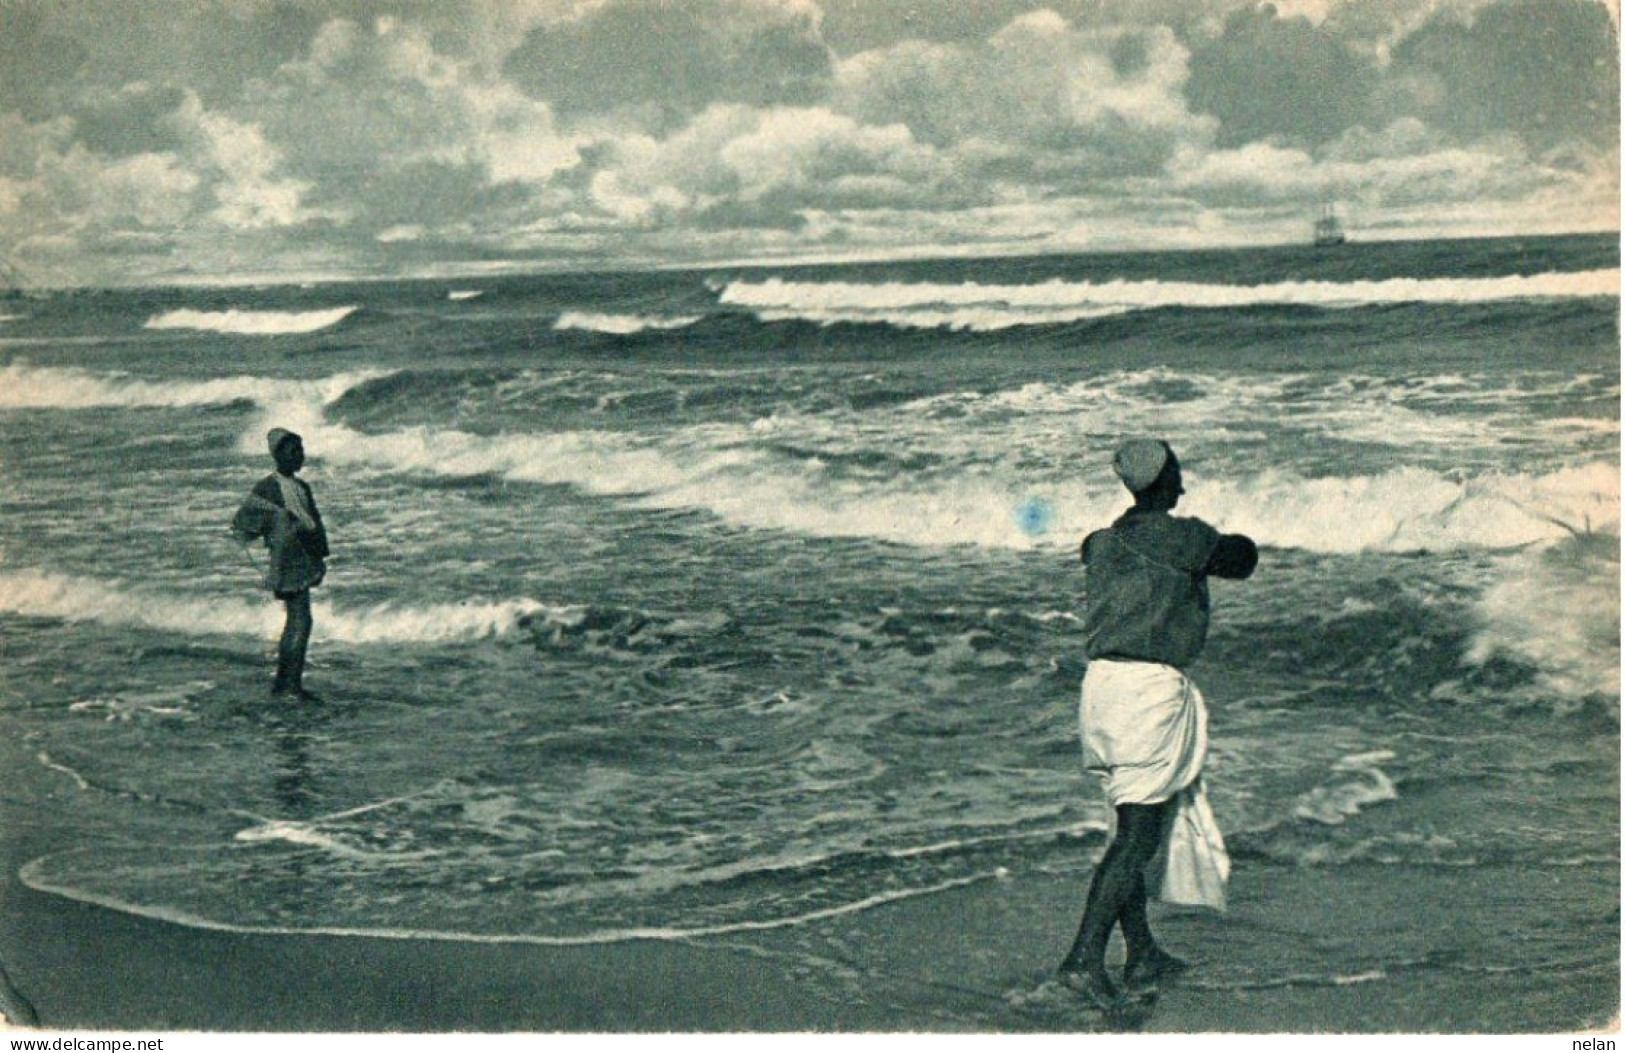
[
  {"x1": 0, "y1": 850, "x2": 1615, "y2": 1033},
  {"x1": 0, "y1": 723, "x2": 1615, "y2": 1035}
]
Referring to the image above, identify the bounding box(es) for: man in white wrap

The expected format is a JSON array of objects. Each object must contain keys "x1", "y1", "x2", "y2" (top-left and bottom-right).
[{"x1": 1058, "y1": 438, "x2": 1257, "y2": 1010}]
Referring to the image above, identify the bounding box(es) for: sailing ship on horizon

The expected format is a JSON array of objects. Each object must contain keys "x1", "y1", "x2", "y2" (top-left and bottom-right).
[{"x1": 1313, "y1": 204, "x2": 1348, "y2": 247}]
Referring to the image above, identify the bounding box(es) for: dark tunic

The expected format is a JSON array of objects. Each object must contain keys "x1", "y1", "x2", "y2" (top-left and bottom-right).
[
  {"x1": 1081, "y1": 508, "x2": 1256, "y2": 670},
  {"x1": 232, "y1": 473, "x2": 329, "y2": 596}
]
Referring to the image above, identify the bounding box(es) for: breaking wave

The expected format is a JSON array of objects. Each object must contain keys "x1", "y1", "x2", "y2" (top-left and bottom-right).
[
  {"x1": 0, "y1": 570, "x2": 550, "y2": 644},
  {"x1": 553, "y1": 311, "x2": 703, "y2": 335},
  {"x1": 277, "y1": 411, "x2": 1618, "y2": 554},
  {"x1": 143, "y1": 306, "x2": 358, "y2": 335},
  {"x1": 0, "y1": 364, "x2": 378, "y2": 411},
  {"x1": 1463, "y1": 533, "x2": 1621, "y2": 705},
  {"x1": 720, "y1": 269, "x2": 1619, "y2": 329}
]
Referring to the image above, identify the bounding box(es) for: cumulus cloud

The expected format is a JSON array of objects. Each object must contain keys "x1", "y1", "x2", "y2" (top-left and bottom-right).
[
  {"x1": 1184, "y1": 4, "x2": 1379, "y2": 148},
  {"x1": 172, "y1": 96, "x2": 313, "y2": 230},
  {"x1": 1386, "y1": 0, "x2": 1619, "y2": 152},
  {"x1": 581, "y1": 103, "x2": 948, "y2": 229},
  {"x1": 236, "y1": 16, "x2": 579, "y2": 236},
  {"x1": 503, "y1": 0, "x2": 834, "y2": 130},
  {"x1": 0, "y1": 0, "x2": 1614, "y2": 281},
  {"x1": 833, "y1": 14, "x2": 1218, "y2": 194}
]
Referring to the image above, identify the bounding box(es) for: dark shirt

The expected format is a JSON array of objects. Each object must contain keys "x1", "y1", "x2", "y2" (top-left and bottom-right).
[
  {"x1": 232, "y1": 473, "x2": 329, "y2": 595},
  {"x1": 1080, "y1": 508, "x2": 1256, "y2": 669}
]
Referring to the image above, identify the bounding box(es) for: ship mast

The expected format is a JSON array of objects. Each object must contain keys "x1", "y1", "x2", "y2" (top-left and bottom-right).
[{"x1": 1313, "y1": 202, "x2": 1347, "y2": 247}]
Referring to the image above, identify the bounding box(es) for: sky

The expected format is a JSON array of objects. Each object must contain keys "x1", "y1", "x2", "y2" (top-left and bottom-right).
[{"x1": 0, "y1": 0, "x2": 1618, "y2": 284}]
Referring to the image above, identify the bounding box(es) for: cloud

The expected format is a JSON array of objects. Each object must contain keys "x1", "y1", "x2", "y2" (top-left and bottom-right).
[
  {"x1": 503, "y1": 0, "x2": 834, "y2": 130},
  {"x1": 173, "y1": 95, "x2": 314, "y2": 230},
  {"x1": 0, "y1": 10, "x2": 580, "y2": 276},
  {"x1": 0, "y1": 0, "x2": 1614, "y2": 281},
  {"x1": 34, "y1": 141, "x2": 199, "y2": 233},
  {"x1": 1386, "y1": 0, "x2": 1620, "y2": 152},
  {"x1": 0, "y1": 3, "x2": 89, "y2": 121},
  {"x1": 837, "y1": 16, "x2": 1207, "y2": 148},
  {"x1": 1184, "y1": 3, "x2": 1381, "y2": 148},
  {"x1": 831, "y1": 14, "x2": 1219, "y2": 195},
  {"x1": 1180, "y1": 0, "x2": 1619, "y2": 155},
  {"x1": 1162, "y1": 113, "x2": 1617, "y2": 248},
  {"x1": 581, "y1": 103, "x2": 949, "y2": 228},
  {"x1": 240, "y1": 16, "x2": 577, "y2": 234}
]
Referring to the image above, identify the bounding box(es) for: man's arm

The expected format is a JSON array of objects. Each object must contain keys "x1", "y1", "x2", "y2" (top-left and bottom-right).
[
  {"x1": 301, "y1": 479, "x2": 330, "y2": 560},
  {"x1": 1205, "y1": 534, "x2": 1257, "y2": 579}
]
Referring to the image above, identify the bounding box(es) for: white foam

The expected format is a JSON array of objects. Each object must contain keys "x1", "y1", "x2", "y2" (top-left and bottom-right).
[
  {"x1": 282, "y1": 397, "x2": 1617, "y2": 553},
  {"x1": 0, "y1": 570, "x2": 552, "y2": 644},
  {"x1": 1194, "y1": 462, "x2": 1620, "y2": 554},
  {"x1": 553, "y1": 311, "x2": 702, "y2": 335},
  {"x1": 319, "y1": 596, "x2": 552, "y2": 644},
  {"x1": 1293, "y1": 756, "x2": 1400, "y2": 825},
  {"x1": 19, "y1": 852, "x2": 994, "y2": 947},
  {"x1": 867, "y1": 369, "x2": 1618, "y2": 465},
  {"x1": 752, "y1": 304, "x2": 1131, "y2": 331},
  {"x1": 674, "y1": 458, "x2": 1616, "y2": 555},
  {"x1": 1464, "y1": 536, "x2": 1621, "y2": 702},
  {"x1": 143, "y1": 306, "x2": 357, "y2": 334},
  {"x1": 232, "y1": 821, "x2": 438, "y2": 863},
  {"x1": 36, "y1": 751, "x2": 91, "y2": 790},
  {"x1": 721, "y1": 269, "x2": 1619, "y2": 327},
  {"x1": 447, "y1": 290, "x2": 484, "y2": 301}
]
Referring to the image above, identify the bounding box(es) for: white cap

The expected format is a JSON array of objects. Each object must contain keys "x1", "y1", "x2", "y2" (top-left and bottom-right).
[{"x1": 1112, "y1": 439, "x2": 1170, "y2": 493}]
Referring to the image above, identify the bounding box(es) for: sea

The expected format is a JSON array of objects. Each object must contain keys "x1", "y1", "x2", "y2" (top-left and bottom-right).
[{"x1": 0, "y1": 233, "x2": 1618, "y2": 1013}]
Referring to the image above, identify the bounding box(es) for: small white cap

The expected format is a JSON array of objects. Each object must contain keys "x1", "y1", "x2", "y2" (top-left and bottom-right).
[{"x1": 1112, "y1": 439, "x2": 1170, "y2": 493}]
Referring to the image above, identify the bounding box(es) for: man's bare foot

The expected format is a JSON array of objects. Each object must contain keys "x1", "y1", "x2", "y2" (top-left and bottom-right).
[
  {"x1": 1058, "y1": 966, "x2": 1126, "y2": 1012},
  {"x1": 1123, "y1": 947, "x2": 1190, "y2": 996}
]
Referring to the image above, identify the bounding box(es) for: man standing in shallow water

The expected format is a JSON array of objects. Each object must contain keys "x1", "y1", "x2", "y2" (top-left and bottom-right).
[
  {"x1": 233, "y1": 428, "x2": 329, "y2": 699},
  {"x1": 1059, "y1": 438, "x2": 1257, "y2": 1011}
]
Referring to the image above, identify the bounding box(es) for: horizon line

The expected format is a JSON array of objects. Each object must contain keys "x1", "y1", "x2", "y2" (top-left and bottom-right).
[{"x1": 4, "y1": 227, "x2": 1618, "y2": 293}]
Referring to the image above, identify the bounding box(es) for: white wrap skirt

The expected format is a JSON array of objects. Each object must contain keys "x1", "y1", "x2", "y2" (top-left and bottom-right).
[{"x1": 1081, "y1": 658, "x2": 1230, "y2": 911}]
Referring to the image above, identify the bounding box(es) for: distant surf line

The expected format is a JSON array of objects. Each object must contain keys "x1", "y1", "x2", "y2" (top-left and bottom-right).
[{"x1": 719, "y1": 268, "x2": 1620, "y2": 330}]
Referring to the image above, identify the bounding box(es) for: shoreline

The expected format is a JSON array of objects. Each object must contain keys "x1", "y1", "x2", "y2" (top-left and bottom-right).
[
  {"x1": 2, "y1": 852, "x2": 1616, "y2": 1034},
  {"x1": 0, "y1": 676, "x2": 1616, "y2": 1035}
]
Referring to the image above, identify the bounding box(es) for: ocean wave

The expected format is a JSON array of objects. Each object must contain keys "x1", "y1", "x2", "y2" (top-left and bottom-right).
[
  {"x1": 0, "y1": 570, "x2": 551, "y2": 644},
  {"x1": 143, "y1": 306, "x2": 358, "y2": 334},
  {"x1": 18, "y1": 846, "x2": 996, "y2": 946},
  {"x1": 1198, "y1": 462, "x2": 1619, "y2": 554},
  {"x1": 553, "y1": 311, "x2": 703, "y2": 335},
  {"x1": 752, "y1": 304, "x2": 1132, "y2": 331},
  {"x1": 18, "y1": 807, "x2": 1102, "y2": 947},
  {"x1": 447, "y1": 290, "x2": 484, "y2": 301},
  {"x1": 1291, "y1": 752, "x2": 1400, "y2": 825},
  {"x1": 888, "y1": 368, "x2": 1619, "y2": 463},
  {"x1": 721, "y1": 269, "x2": 1619, "y2": 328},
  {"x1": 0, "y1": 363, "x2": 377, "y2": 411},
  {"x1": 292, "y1": 409, "x2": 1616, "y2": 553},
  {"x1": 1462, "y1": 533, "x2": 1621, "y2": 705}
]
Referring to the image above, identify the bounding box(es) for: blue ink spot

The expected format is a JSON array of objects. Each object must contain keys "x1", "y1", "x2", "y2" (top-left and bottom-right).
[{"x1": 1015, "y1": 497, "x2": 1054, "y2": 536}]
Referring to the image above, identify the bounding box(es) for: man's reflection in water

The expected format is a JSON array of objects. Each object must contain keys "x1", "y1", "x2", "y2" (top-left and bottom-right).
[
  {"x1": 272, "y1": 714, "x2": 319, "y2": 821},
  {"x1": 261, "y1": 703, "x2": 327, "y2": 897}
]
